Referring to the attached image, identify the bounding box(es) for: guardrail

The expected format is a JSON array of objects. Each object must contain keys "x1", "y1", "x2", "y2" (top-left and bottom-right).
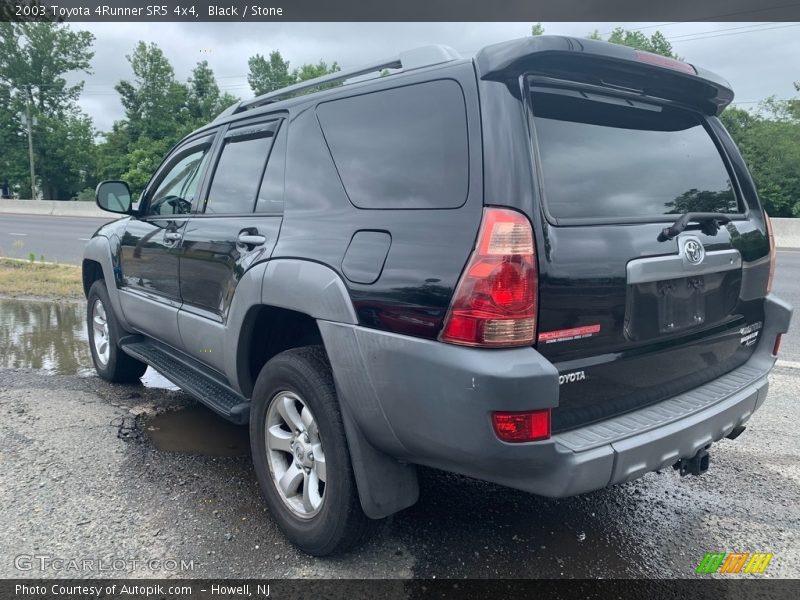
[
  {"x1": 0, "y1": 199, "x2": 109, "y2": 218},
  {"x1": 2, "y1": 201, "x2": 799, "y2": 248},
  {"x1": 770, "y1": 218, "x2": 800, "y2": 249}
]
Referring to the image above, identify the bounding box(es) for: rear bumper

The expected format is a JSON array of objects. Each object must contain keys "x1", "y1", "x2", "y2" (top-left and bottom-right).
[{"x1": 319, "y1": 294, "x2": 792, "y2": 498}]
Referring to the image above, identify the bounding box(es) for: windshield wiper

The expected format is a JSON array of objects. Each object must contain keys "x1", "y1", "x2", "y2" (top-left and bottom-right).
[{"x1": 657, "y1": 212, "x2": 732, "y2": 242}]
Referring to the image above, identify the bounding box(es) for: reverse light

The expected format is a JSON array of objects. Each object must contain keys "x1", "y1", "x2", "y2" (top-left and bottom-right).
[
  {"x1": 439, "y1": 208, "x2": 537, "y2": 347},
  {"x1": 634, "y1": 50, "x2": 696, "y2": 75},
  {"x1": 765, "y1": 212, "x2": 776, "y2": 293},
  {"x1": 492, "y1": 410, "x2": 551, "y2": 443}
]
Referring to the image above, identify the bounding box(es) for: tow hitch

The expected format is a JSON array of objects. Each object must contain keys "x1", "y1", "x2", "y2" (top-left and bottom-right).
[{"x1": 674, "y1": 448, "x2": 710, "y2": 477}]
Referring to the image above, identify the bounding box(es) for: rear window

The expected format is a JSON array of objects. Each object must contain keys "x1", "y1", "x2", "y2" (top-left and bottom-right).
[
  {"x1": 530, "y1": 88, "x2": 740, "y2": 221},
  {"x1": 317, "y1": 79, "x2": 469, "y2": 209}
]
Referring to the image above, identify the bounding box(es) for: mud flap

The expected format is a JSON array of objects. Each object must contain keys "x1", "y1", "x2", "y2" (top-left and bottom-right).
[{"x1": 340, "y1": 406, "x2": 419, "y2": 519}]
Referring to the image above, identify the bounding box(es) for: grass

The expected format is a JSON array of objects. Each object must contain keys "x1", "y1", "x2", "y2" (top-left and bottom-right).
[{"x1": 0, "y1": 257, "x2": 84, "y2": 299}]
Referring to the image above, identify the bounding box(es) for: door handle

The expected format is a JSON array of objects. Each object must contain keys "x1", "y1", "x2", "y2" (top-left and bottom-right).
[
  {"x1": 164, "y1": 232, "x2": 182, "y2": 242},
  {"x1": 238, "y1": 232, "x2": 266, "y2": 247}
]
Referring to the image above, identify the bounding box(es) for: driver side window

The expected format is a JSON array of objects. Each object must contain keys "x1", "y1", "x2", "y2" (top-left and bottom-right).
[{"x1": 146, "y1": 147, "x2": 209, "y2": 217}]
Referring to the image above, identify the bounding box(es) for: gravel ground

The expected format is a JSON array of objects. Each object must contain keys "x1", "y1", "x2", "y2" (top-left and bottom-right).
[{"x1": 0, "y1": 363, "x2": 798, "y2": 579}]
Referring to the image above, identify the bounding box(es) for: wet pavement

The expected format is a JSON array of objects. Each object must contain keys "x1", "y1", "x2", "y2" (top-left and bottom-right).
[{"x1": 0, "y1": 296, "x2": 798, "y2": 579}]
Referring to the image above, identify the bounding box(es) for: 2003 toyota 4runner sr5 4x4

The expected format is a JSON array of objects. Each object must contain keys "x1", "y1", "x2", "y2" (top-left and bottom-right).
[{"x1": 84, "y1": 36, "x2": 792, "y2": 555}]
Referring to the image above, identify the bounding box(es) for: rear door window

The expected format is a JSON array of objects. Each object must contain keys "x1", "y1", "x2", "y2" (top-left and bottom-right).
[
  {"x1": 317, "y1": 79, "x2": 469, "y2": 209},
  {"x1": 204, "y1": 127, "x2": 276, "y2": 215},
  {"x1": 530, "y1": 87, "x2": 740, "y2": 221}
]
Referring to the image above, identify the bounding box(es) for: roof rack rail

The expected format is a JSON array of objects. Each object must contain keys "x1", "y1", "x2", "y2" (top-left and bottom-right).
[{"x1": 214, "y1": 44, "x2": 461, "y2": 122}]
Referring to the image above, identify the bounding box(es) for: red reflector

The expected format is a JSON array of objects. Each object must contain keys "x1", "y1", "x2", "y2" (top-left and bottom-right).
[
  {"x1": 773, "y1": 334, "x2": 782, "y2": 357},
  {"x1": 492, "y1": 410, "x2": 551, "y2": 443},
  {"x1": 634, "y1": 50, "x2": 696, "y2": 75}
]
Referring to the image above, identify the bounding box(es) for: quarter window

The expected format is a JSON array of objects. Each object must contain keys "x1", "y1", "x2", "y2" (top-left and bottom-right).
[
  {"x1": 317, "y1": 80, "x2": 470, "y2": 209},
  {"x1": 256, "y1": 123, "x2": 287, "y2": 213}
]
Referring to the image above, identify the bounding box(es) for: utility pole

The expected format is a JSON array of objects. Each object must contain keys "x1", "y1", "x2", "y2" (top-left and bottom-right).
[{"x1": 24, "y1": 85, "x2": 36, "y2": 200}]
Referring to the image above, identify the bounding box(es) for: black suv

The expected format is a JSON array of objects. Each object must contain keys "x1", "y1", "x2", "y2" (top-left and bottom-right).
[{"x1": 85, "y1": 36, "x2": 791, "y2": 555}]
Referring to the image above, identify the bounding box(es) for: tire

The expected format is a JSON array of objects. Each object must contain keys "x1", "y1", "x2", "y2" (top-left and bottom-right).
[
  {"x1": 87, "y1": 280, "x2": 147, "y2": 383},
  {"x1": 250, "y1": 346, "x2": 370, "y2": 556}
]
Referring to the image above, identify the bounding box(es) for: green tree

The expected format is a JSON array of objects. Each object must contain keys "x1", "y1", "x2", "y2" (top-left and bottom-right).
[
  {"x1": 186, "y1": 60, "x2": 239, "y2": 124},
  {"x1": 247, "y1": 50, "x2": 341, "y2": 96},
  {"x1": 0, "y1": 22, "x2": 97, "y2": 199},
  {"x1": 605, "y1": 27, "x2": 677, "y2": 58},
  {"x1": 248, "y1": 51, "x2": 294, "y2": 95},
  {"x1": 720, "y1": 96, "x2": 800, "y2": 217},
  {"x1": 529, "y1": 24, "x2": 677, "y2": 59},
  {"x1": 115, "y1": 42, "x2": 190, "y2": 142},
  {"x1": 97, "y1": 47, "x2": 239, "y2": 191},
  {"x1": 0, "y1": 83, "x2": 28, "y2": 196},
  {"x1": 790, "y1": 81, "x2": 800, "y2": 119},
  {"x1": 295, "y1": 60, "x2": 340, "y2": 82},
  {"x1": 101, "y1": 42, "x2": 193, "y2": 195}
]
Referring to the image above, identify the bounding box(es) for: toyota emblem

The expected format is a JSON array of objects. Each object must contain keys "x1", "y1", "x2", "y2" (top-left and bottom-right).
[{"x1": 684, "y1": 239, "x2": 705, "y2": 265}]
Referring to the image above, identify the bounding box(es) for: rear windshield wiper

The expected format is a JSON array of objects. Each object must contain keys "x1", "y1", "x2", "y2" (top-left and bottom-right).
[{"x1": 657, "y1": 213, "x2": 732, "y2": 242}]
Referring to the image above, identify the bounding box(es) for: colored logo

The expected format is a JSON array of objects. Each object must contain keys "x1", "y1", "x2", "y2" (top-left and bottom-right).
[{"x1": 696, "y1": 552, "x2": 773, "y2": 574}]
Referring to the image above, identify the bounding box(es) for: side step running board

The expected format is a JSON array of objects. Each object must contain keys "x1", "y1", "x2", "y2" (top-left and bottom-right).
[{"x1": 120, "y1": 337, "x2": 250, "y2": 425}]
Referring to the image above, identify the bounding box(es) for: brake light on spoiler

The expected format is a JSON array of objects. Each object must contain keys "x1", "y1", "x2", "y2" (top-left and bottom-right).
[{"x1": 634, "y1": 50, "x2": 696, "y2": 75}]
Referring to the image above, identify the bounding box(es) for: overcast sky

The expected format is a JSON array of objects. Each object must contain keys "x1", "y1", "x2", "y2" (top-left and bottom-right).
[{"x1": 73, "y1": 22, "x2": 800, "y2": 132}]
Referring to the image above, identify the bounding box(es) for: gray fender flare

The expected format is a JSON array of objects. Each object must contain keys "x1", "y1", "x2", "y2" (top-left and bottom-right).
[
  {"x1": 234, "y1": 259, "x2": 419, "y2": 519},
  {"x1": 82, "y1": 235, "x2": 132, "y2": 332}
]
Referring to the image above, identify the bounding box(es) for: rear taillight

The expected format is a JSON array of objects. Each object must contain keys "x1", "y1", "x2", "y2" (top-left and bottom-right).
[
  {"x1": 439, "y1": 208, "x2": 537, "y2": 347},
  {"x1": 492, "y1": 410, "x2": 551, "y2": 443},
  {"x1": 773, "y1": 333, "x2": 782, "y2": 357},
  {"x1": 765, "y1": 212, "x2": 776, "y2": 293},
  {"x1": 634, "y1": 50, "x2": 696, "y2": 75}
]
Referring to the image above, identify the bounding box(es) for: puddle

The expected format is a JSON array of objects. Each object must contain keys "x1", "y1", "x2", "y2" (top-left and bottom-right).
[
  {"x1": 0, "y1": 298, "x2": 93, "y2": 375},
  {"x1": 2, "y1": 298, "x2": 249, "y2": 456},
  {"x1": 144, "y1": 405, "x2": 250, "y2": 456},
  {"x1": 0, "y1": 297, "x2": 176, "y2": 389}
]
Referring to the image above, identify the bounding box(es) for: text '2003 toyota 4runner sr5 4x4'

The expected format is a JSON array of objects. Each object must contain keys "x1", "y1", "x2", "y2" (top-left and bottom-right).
[{"x1": 85, "y1": 36, "x2": 792, "y2": 555}]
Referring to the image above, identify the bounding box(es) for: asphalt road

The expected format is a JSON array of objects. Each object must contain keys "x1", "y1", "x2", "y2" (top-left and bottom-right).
[
  {"x1": 0, "y1": 214, "x2": 115, "y2": 265},
  {"x1": 0, "y1": 363, "x2": 797, "y2": 580}
]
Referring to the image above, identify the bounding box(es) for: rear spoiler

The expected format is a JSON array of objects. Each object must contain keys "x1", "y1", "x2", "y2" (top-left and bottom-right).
[{"x1": 474, "y1": 36, "x2": 734, "y2": 116}]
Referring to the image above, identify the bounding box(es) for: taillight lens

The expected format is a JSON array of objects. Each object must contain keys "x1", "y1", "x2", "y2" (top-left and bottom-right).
[
  {"x1": 492, "y1": 410, "x2": 551, "y2": 443},
  {"x1": 765, "y1": 212, "x2": 776, "y2": 293},
  {"x1": 773, "y1": 333, "x2": 782, "y2": 357},
  {"x1": 439, "y1": 208, "x2": 537, "y2": 347}
]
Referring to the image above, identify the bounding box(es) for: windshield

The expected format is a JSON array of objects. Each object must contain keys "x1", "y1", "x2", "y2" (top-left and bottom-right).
[{"x1": 530, "y1": 87, "x2": 740, "y2": 221}]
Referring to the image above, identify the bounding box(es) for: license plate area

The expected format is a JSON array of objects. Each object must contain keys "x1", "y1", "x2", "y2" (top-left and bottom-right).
[
  {"x1": 656, "y1": 276, "x2": 706, "y2": 333},
  {"x1": 624, "y1": 271, "x2": 740, "y2": 342}
]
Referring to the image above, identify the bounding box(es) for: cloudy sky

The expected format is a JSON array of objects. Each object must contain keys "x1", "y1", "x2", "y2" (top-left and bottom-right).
[{"x1": 73, "y1": 22, "x2": 800, "y2": 133}]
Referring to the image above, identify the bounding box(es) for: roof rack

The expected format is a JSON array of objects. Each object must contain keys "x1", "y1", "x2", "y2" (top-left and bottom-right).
[{"x1": 214, "y1": 44, "x2": 461, "y2": 122}]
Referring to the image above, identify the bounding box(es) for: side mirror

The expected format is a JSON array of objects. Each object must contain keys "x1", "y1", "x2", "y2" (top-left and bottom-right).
[{"x1": 95, "y1": 181, "x2": 132, "y2": 214}]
